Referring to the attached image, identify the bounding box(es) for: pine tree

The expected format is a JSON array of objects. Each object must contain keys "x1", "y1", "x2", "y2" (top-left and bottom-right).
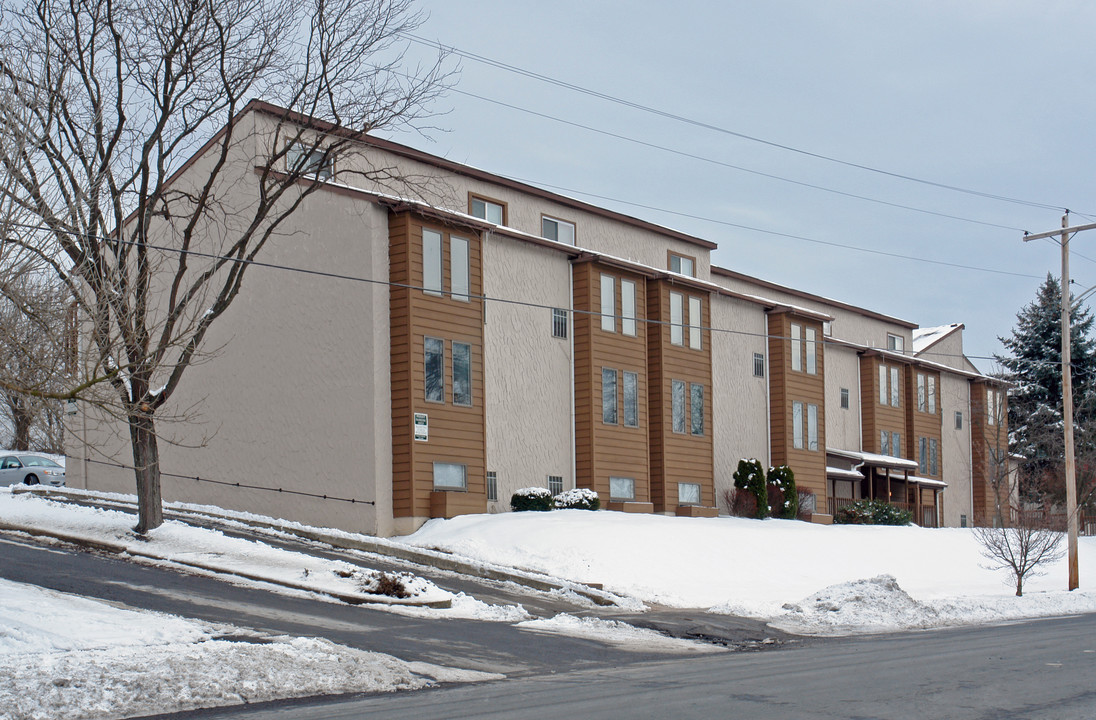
[{"x1": 997, "y1": 274, "x2": 1096, "y2": 505}]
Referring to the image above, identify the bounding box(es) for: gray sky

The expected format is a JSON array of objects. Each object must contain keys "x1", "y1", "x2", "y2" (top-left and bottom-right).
[{"x1": 386, "y1": 0, "x2": 1096, "y2": 368}]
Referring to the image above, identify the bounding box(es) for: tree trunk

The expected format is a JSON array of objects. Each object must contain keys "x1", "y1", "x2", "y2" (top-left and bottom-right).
[
  {"x1": 129, "y1": 412, "x2": 164, "y2": 534},
  {"x1": 1015, "y1": 577, "x2": 1023, "y2": 597},
  {"x1": 11, "y1": 400, "x2": 32, "y2": 451}
]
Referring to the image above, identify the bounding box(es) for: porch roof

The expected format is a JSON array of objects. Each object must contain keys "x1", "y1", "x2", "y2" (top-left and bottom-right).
[
  {"x1": 826, "y1": 466, "x2": 865, "y2": 480},
  {"x1": 827, "y1": 448, "x2": 919, "y2": 471}
]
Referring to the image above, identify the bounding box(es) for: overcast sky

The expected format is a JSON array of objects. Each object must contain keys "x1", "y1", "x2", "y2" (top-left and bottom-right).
[{"x1": 385, "y1": 1, "x2": 1096, "y2": 369}]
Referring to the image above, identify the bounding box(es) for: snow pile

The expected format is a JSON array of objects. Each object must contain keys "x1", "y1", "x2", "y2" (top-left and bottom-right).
[
  {"x1": 516, "y1": 614, "x2": 722, "y2": 653},
  {"x1": 0, "y1": 579, "x2": 436, "y2": 720},
  {"x1": 775, "y1": 575, "x2": 940, "y2": 635},
  {"x1": 406, "y1": 511, "x2": 1096, "y2": 633}
]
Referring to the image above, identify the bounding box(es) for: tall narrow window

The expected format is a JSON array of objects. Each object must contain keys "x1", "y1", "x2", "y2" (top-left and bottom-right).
[
  {"x1": 602, "y1": 368, "x2": 618, "y2": 424},
  {"x1": 955, "y1": 411, "x2": 963, "y2": 430},
  {"x1": 919, "y1": 437, "x2": 927, "y2": 474},
  {"x1": 791, "y1": 324, "x2": 803, "y2": 372},
  {"x1": 450, "y1": 236, "x2": 469, "y2": 301},
  {"x1": 601, "y1": 275, "x2": 616, "y2": 333},
  {"x1": 486, "y1": 471, "x2": 498, "y2": 502},
  {"x1": 470, "y1": 197, "x2": 504, "y2": 224},
  {"x1": 890, "y1": 367, "x2": 900, "y2": 407},
  {"x1": 840, "y1": 387, "x2": 850, "y2": 409},
  {"x1": 753, "y1": 353, "x2": 765, "y2": 378},
  {"x1": 987, "y1": 387, "x2": 996, "y2": 425},
  {"x1": 424, "y1": 337, "x2": 444, "y2": 402},
  {"x1": 879, "y1": 365, "x2": 888, "y2": 405},
  {"x1": 423, "y1": 229, "x2": 443, "y2": 296},
  {"x1": 689, "y1": 296, "x2": 702, "y2": 350},
  {"x1": 880, "y1": 430, "x2": 889, "y2": 456},
  {"x1": 623, "y1": 371, "x2": 638, "y2": 428},
  {"x1": 670, "y1": 292, "x2": 684, "y2": 345},
  {"x1": 672, "y1": 379, "x2": 686, "y2": 434},
  {"x1": 805, "y1": 327, "x2": 817, "y2": 374},
  {"x1": 690, "y1": 383, "x2": 704, "y2": 436},
  {"x1": 542, "y1": 216, "x2": 575, "y2": 245},
  {"x1": 928, "y1": 377, "x2": 937, "y2": 414},
  {"x1": 452, "y1": 342, "x2": 471, "y2": 406},
  {"x1": 621, "y1": 280, "x2": 637, "y2": 337},
  {"x1": 548, "y1": 475, "x2": 564, "y2": 495},
  {"x1": 552, "y1": 308, "x2": 568, "y2": 339},
  {"x1": 929, "y1": 439, "x2": 939, "y2": 475},
  {"x1": 807, "y1": 403, "x2": 818, "y2": 451},
  {"x1": 917, "y1": 374, "x2": 926, "y2": 412},
  {"x1": 892, "y1": 431, "x2": 901, "y2": 458},
  {"x1": 793, "y1": 401, "x2": 804, "y2": 449}
]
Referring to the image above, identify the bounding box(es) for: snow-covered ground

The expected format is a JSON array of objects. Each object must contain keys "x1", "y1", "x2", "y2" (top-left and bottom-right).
[{"x1": 406, "y1": 510, "x2": 1096, "y2": 635}]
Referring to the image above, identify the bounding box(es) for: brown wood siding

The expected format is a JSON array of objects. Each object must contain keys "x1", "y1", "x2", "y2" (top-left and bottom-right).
[
  {"x1": 389, "y1": 211, "x2": 486, "y2": 519},
  {"x1": 647, "y1": 280, "x2": 714, "y2": 512},
  {"x1": 768, "y1": 313, "x2": 827, "y2": 511},
  {"x1": 862, "y1": 355, "x2": 907, "y2": 458},
  {"x1": 905, "y1": 369, "x2": 943, "y2": 479},
  {"x1": 572, "y1": 260, "x2": 650, "y2": 502},
  {"x1": 970, "y1": 381, "x2": 1008, "y2": 523}
]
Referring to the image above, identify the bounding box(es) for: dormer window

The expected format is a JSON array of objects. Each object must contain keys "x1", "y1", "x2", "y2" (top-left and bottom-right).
[
  {"x1": 470, "y1": 195, "x2": 505, "y2": 225},
  {"x1": 542, "y1": 216, "x2": 575, "y2": 245},
  {"x1": 669, "y1": 252, "x2": 695, "y2": 277}
]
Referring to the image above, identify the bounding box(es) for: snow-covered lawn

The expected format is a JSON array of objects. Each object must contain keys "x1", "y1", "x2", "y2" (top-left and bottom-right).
[
  {"x1": 0, "y1": 577, "x2": 501, "y2": 720},
  {"x1": 406, "y1": 510, "x2": 1096, "y2": 635}
]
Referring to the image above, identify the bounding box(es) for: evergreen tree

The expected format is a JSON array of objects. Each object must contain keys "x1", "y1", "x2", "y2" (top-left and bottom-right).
[{"x1": 997, "y1": 274, "x2": 1096, "y2": 505}]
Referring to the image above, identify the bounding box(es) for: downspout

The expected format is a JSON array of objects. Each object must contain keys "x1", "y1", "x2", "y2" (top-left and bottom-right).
[
  {"x1": 569, "y1": 262, "x2": 577, "y2": 491},
  {"x1": 764, "y1": 314, "x2": 772, "y2": 470},
  {"x1": 967, "y1": 382, "x2": 974, "y2": 526}
]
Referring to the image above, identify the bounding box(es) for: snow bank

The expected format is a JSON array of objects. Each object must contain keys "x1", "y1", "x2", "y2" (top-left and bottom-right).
[
  {"x1": 516, "y1": 614, "x2": 722, "y2": 653},
  {"x1": 406, "y1": 511, "x2": 1096, "y2": 631}
]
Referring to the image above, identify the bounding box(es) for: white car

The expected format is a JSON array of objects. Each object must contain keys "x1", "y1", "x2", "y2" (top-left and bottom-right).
[{"x1": 0, "y1": 454, "x2": 66, "y2": 487}]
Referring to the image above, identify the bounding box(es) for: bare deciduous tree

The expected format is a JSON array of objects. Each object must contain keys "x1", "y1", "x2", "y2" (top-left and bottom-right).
[
  {"x1": 0, "y1": 0, "x2": 449, "y2": 533},
  {"x1": 974, "y1": 509, "x2": 1066, "y2": 596}
]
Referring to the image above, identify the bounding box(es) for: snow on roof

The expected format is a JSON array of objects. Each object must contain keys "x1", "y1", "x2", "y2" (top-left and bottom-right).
[
  {"x1": 913, "y1": 323, "x2": 964, "y2": 354},
  {"x1": 826, "y1": 466, "x2": 865, "y2": 480},
  {"x1": 828, "y1": 448, "x2": 919, "y2": 470}
]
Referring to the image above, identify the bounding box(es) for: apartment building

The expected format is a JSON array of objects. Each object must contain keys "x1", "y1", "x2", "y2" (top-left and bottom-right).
[{"x1": 67, "y1": 101, "x2": 1009, "y2": 536}]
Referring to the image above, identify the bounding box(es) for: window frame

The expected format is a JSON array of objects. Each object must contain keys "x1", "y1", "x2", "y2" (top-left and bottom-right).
[
  {"x1": 468, "y1": 193, "x2": 506, "y2": 225},
  {"x1": 286, "y1": 141, "x2": 333, "y2": 180},
  {"x1": 791, "y1": 323, "x2": 803, "y2": 372},
  {"x1": 928, "y1": 376, "x2": 937, "y2": 414},
  {"x1": 433, "y1": 462, "x2": 467, "y2": 491},
  {"x1": 793, "y1": 401, "x2": 804, "y2": 450},
  {"x1": 929, "y1": 438, "x2": 939, "y2": 476},
  {"x1": 668, "y1": 251, "x2": 696, "y2": 277},
  {"x1": 422, "y1": 228, "x2": 443, "y2": 297},
  {"x1": 840, "y1": 387, "x2": 850, "y2": 409},
  {"x1": 690, "y1": 382, "x2": 704, "y2": 436},
  {"x1": 621, "y1": 279, "x2": 637, "y2": 337},
  {"x1": 890, "y1": 366, "x2": 900, "y2": 407},
  {"x1": 623, "y1": 371, "x2": 639, "y2": 428},
  {"x1": 917, "y1": 373, "x2": 926, "y2": 412},
  {"x1": 753, "y1": 352, "x2": 765, "y2": 378},
  {"x1": 887, "y1": 333, "x2": 905, "y2": 352},
  {"x1": 807, "y1": 403, "x2": 818, "y2": 451},
  {"x1": 450, "y1": 235, "x2": 470, "y2": 302},
  {"x1": 880, "y1": 430, "x2": 889, "y2": 456},
  {"x1": 486, "y1": 471, "x2": 498, "y2": 502},
  {"x1": 672, "y1": 379, "x2": 686, "y2": 434},
  {"x1": 678, "y1": 482, "x2": 701, "y2": 506},
  {"x1": 879, "y1": 364, "x2": 888, "y2": 405},
  {"x1": 424, "y1": 336, "x2": 445, "y2": 403},
  {"x1": 892, "y1": 431, "x2": 901, "y2": 458},
  {"x1": 955, "y1": 411, "x2": 963, "y2": 430},
  {"x1": 609, "y1": 476, "x2": 636, "y2": 501},
  {"x1": 688, "y1": 296, "x2": 702, "y2": 350},
  {"x1": 602, "y1": 367, "x2": 618, "y2": 425},
  {"x1": 601, "y1": 274, "x2": 616, "y2": 333},
  {"x1": 670, "y1": 292, "x2": 684, "y2": 346},
  {"x1": 548, "y1": 475, "x2": 564, "y2": 495},
  {"x1": 805, "y1": 326, "x2": 817, "y2": 374},
  {"x1": 541, "y1": 215, "x2": 576, "y2": 245},
  {"x1": 552, "y1": 308, "x2": 568, "y2": 339},
  {"x1": 452, "y1": 341, "x2": 472, "y2": 407}
]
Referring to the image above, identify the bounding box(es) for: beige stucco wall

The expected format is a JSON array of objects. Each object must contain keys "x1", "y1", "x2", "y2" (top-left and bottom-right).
[
  {"x1": 939, "y1": 373, "x2": 973, "y2": 527},
  {"x1": 917, "y1": 329, "x2": 982, "y2": 374},
  {"x1": 824, "y1": 346, "x2": 861, "y2": 452},
  {"x1": 711, "y1": 295, "x2": 770, "y2": 513},
  {"x1": 68, "y1": 117, "x2": 395, "y2": 534},
  {"x1": 483, "y1": 234, "x2": 574, "y2": 511}
]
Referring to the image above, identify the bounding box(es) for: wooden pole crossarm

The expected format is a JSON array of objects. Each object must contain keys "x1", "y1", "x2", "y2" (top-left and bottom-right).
[{"x1": 1023, "y1": 222, "x2": 1096, "y2": 242}]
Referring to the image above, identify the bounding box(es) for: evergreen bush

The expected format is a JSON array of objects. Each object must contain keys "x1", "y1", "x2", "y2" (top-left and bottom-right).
[
  {"x1": 767, "y1": 465, "x2": 798, "y2": 520},
  {"x1": 510, "y1": 486, "x2": 554, "y2": 512},
  {"x1": 553, "y1": 488, "x2": 601, "y2": 510},
  {"x1": 833, "y1": 498, "x2": 913, "y2": 525},
  {"x1": 733, "y1": 458, "x2": 769, "y2": 519}
]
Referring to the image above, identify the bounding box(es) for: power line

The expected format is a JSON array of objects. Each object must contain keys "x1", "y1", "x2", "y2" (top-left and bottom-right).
[{"x1": 405, "y1": 33, "x2": 1078, "y2": 214}]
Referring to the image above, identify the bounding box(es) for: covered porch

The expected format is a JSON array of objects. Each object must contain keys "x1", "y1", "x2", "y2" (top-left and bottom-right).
[{"x1": 826, "y1": 449, "x2": 945, "y2": 527}]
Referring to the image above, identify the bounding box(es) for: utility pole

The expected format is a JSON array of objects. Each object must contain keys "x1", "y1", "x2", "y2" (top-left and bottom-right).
[{"x1": 1023, "y1": 213, "x2": 1096, "y2": 591}]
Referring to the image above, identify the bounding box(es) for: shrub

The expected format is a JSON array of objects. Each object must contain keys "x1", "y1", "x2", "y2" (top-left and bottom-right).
[
  {"x1": 370, "y1": 572, "x2": 410, "y2": 599},
  {"x1": 511, "y1": 486, "x2": 554, "y2": 512},
  {"x1": 767, "y1": 465, "x2": 798, "y2": 520},
  {"x1": 554, "y1": 488, "x2": 600, "y2": 510},
  {"x1": 833, "y1": 499, "x2": 913, "y2": 526},
  {"x1": 733, "y1": 458, "x2": 769, "y2": 519}
]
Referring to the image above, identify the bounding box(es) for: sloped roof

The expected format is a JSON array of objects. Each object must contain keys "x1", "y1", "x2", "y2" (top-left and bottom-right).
[{"x1": 913, "y1": 323, "x2": 964, "y2": 354}]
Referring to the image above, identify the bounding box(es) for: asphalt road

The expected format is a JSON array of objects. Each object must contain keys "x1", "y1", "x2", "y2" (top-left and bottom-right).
[{"x1": 159, "y1": 613, "x2": 1096, "y2": 720}]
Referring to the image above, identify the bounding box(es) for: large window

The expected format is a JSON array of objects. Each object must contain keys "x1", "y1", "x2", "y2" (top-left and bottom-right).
[
  {"x1": 689, "y1": 297, "x2": 702, "y2": 350},
  {"x1": 424, "y1": 337, "x2": 444, "y2": 402},
  {"x1": 602, "y1": 368, "x2": 618, "y2": 424},
  {"x1": 450, "y1": 236, "x2": 469, "y2": 301},
  {"x1": 433, "y1": 462, "x2": 467, "y2": 491},
  {"x1": 807, "y1": 403, "x2": 818, "y2": 451},
  {"x1": 423, "y1": 229, "x2": 443, "y2": 296},
  {"x1": 690, "y1": 383, "x2": 704, "y2": 436},
  {"x1": 672, "y1": 379, "x2": 686, "y2": 434},
  {"x1": 791, "y1": 324, "x2": 803, "y2": 372},
  {"x1": 601, "y1": 274, "x2": 616, "y2": 332},
  {"x1": 670, "y1": 292, "x2": 684, "y2": 345},
  {"x1": 610, "y1": 476, "x2": 635, "y2": 501},
  {"x1": 470, "y1": 196, "x2": 504, "y2": 224},
  {"x1": 452, "y1": 342, "x2": 472, "y2": 406},
  {"x1": 622, "y1": 280, "x2": 637, "y2": 337},
  {"x1": 623, "y1": 371, "x2": 639, "y2": 428},
  {"x1": 805, "y1": 327, "x2": 817, "y2": 374},
  {"x1": 793, "y1": 401, "x2": 804, "y2": 449},
  {"x1": 542, "y1": 216, "x2": 575, "y2": 245}
]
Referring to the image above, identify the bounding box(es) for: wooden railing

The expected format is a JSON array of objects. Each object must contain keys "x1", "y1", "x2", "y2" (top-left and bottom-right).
[{"x1": 826, "y1": 497, "x2": 938, "y2": 527}]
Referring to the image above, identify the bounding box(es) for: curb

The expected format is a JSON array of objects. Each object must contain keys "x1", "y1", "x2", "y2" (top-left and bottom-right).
[{"x1": 9, "y1": 487, "x2": 618, "y2": 606}]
